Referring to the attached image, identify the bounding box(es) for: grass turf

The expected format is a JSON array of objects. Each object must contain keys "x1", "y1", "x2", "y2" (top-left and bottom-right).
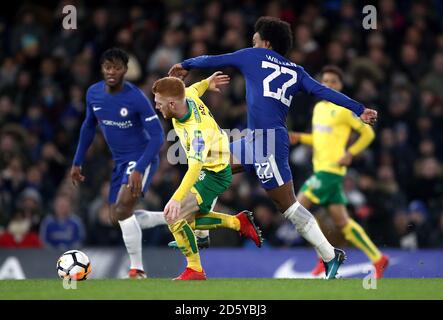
[{"x1": 1, "y1": 278, "x2": 442, "y2": 300}]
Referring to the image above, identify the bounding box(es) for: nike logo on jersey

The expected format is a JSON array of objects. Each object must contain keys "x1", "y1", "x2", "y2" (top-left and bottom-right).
[
  {"x1": 145, "y1": 115, "x2": 159, "y2": 122},
  {"x1": 93, "y1": 106, "x2": 102, "y2": 111}
]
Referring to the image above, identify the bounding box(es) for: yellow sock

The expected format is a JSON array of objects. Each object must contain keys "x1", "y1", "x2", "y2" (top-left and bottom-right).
[
  {"x1": 341, "y1": 218, "x2": 382, "y2": 263},
  {"x1": 194, "y1": 212, "x2": 240, "y2": 231},
  {"x1": 168, "y1": 219, "x2": 202, "y2": 272}
]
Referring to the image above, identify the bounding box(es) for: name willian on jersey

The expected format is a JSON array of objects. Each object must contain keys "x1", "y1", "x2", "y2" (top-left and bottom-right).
[{"x1": 265, "y1": 55, "x2": 297, "y2": 67}]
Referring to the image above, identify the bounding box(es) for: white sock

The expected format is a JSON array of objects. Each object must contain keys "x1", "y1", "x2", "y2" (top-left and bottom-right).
[
  {"x1": 194, "y1": 229, "x2": 209, "y2": 238},
  {"x1": 283, "y1": 201, "x2": 335, "y2": 262},
  {"x1": 119, "y1": 215, "x2": 144, "y2": 271},
  {"x1": 314, "y1": 247, "x2": 323, "y2": 259},
  {"x1": 134, "y1": 210, "x2": 167, "y2": 229}
]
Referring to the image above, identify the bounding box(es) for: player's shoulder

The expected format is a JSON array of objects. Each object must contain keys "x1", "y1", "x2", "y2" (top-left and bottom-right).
[
  {"x1": 86, "y1": 81, "x2": 105, "y2": 96},
  {"x1": 124, "y1": 80, "x2": 138, "y2": 91},
  {"x1": 123, "y1": 80, "x2": 142, "y2": 96},
  {"x1": 237, "y1": 47, "x2": 260, "y2": 54},
  {"x1": 232, "y1": 47, "x2": 269, "y2": 60},
  {"x1": 184, "y1": 86, "x2": 197, "y2": 98}
]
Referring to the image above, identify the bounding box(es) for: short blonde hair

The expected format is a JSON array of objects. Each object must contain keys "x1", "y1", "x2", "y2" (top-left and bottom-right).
[{"x1": 152, "y1": 77, "x2": 185, "y2": 99}]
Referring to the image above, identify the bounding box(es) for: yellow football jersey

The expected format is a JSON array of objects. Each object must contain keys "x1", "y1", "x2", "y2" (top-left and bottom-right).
[
  {"x1": 301, "y1": 101, "x2": 374, "y2": 176},
  {"x1": 172, "y1": 80, "x2": 230, "y2": 173}
]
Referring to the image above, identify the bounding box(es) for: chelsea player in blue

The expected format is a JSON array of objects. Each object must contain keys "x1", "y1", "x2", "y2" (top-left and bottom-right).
[
  {"x1": 71, "y1": 48, "x2": 164, "y2": 279},
  {"x1": 169, "y1": 17, "x2": 378, "y2": 279}
]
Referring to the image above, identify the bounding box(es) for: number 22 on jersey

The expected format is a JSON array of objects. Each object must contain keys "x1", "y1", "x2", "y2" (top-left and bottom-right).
[{"x1": 262, "y1": 61, "x2": 297, "y2": 107}]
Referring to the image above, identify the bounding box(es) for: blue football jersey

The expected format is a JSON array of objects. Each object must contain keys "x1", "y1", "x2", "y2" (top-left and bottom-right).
[
  {"x1": 182, "y1": 48, "x2": 364, "y2": 131},
  {"x1": 73, "y1": 81, "x2": 164, "y2": 173}
]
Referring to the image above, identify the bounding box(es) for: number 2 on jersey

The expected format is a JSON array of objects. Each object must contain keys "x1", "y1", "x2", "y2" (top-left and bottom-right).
[
  {"x1": 262, "y1": 61, "x2": 297, "y2": 107},
  {"x1": 126, "y1": 161, "x2": 136, "y2": 175}
]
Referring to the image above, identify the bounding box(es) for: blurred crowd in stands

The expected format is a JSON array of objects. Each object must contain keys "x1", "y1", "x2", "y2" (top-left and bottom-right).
[{"x1": 1, "y1": 0, "x2": 443, "y2": 250}]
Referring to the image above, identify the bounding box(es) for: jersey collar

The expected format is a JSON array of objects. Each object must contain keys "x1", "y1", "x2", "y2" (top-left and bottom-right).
[{"x1": 177, "y1": 98, "x2": 193, "y2": 122}]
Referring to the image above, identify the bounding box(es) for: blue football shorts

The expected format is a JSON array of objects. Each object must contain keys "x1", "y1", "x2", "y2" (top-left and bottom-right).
[
  {"x1": 109, "y1": 156, "x2": 159, "y2": 204},
  {"x1": 230, "y1": 128, "x2": 292, "y2": 190}
]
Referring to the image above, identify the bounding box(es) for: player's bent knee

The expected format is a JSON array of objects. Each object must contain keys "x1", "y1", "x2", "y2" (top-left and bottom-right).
[{"x1": 114, "y1": 201, "x2": 133, "y2": 222}]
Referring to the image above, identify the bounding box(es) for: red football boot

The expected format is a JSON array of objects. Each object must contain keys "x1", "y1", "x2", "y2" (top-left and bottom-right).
[
  {"x1": 128, "y1": 269, "x2": 147, "y2": 279},
  {"x1": 236, "y1": 210, "x2": 264, "y2": 247},
  {"x1": 311, "y1": 257, "x2": 326, "y2": 276},
  {"x1": 173, "y1": 267, "x2": 207, "y2": 281},
  {"x1": 373, "y1": 255, "x2": 389, "y2": 279}
]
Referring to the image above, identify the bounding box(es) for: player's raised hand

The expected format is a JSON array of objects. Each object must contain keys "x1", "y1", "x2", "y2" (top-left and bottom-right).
[
  {"x1": 360, "y1": 108, "x2": 378, "y2": 126},
  {"x1": 168, "y1": 63, "x2": 188, "y2": 80},
  {"x1": 207, "y1": 71, "x2": 230, "y2": 92},
  {"x1": 288, "y1": 132, "x2": 301, "y2": 145},
  {"x1": 127, "y1": 171, "x2": 143, "y2": 198},
  {"x1": 164, "y1": 199, "x2": 181, "y2": 224},
  {"x1": 71, "y1": 166, "x2": 85, "y2": 187}
]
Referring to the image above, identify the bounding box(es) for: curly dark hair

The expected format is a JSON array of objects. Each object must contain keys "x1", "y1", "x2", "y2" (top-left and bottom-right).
[
  {"x1": 99, "y1": 47, "x2": 129, "y2": 66},
  {"x1": 254, "y1": 16, "x2": 293, "y2": 56}
]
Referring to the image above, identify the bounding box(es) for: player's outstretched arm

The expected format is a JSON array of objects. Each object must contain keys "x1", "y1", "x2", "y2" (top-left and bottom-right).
[
  {"x1": 168, "y1": 49, "x2": 250, "y2": 78},
  {"x1": 301, "y1": 68, "x2": 375, "y2": 120}
]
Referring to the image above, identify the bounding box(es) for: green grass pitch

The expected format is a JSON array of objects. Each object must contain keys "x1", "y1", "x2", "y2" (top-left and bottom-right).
[{"x1": 1, "y1": 279, "x2": 443, "y2": 300}]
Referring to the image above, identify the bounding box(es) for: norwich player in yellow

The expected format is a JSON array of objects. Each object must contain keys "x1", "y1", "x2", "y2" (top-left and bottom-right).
[
  {"x1": 152, "y1": 73, "x2": 263, "y2": 280},
  {"x1": 289, "y1": 65, "x2": 389, "y2": 279}
]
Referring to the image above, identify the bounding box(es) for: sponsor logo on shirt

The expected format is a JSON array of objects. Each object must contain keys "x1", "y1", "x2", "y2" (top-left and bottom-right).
[
  {"x1": 192, "y1": 134, "x2": 205, "y2": 153},
  {"x1": 313, "y1": 124, "x2": 332, "y2": 133},
  {"x1": 120, "y1": 107, "x2": 128, "y2": 117},
  {"x1": 101, "y1": 120, "x2": 133, "y2": 129}
]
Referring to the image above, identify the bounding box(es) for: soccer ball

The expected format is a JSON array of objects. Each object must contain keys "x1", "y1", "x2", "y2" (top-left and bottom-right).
[{"x1": 57, "y1": 250, "x2": 92, "y2": 281}]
